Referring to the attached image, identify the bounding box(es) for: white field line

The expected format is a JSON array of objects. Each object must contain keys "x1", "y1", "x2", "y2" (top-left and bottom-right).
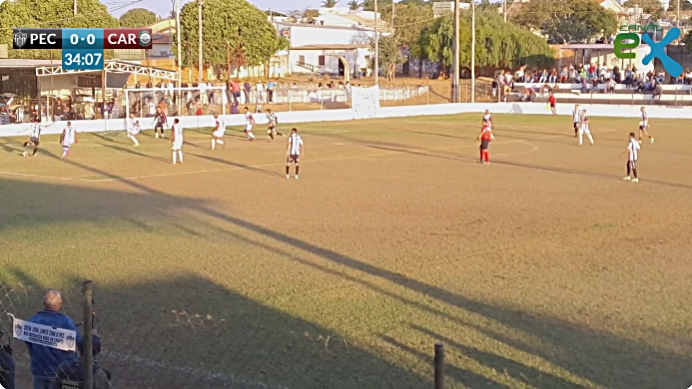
[
  {"x1": 104, "y1": 351, "x2": 287, "y2": 389},
  {"x1": 0, "y1": 130, "x2": 613, "y2": 183}
]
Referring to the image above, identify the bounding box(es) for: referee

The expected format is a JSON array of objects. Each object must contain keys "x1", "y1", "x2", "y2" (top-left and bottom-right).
[{"x1": 622, "y1": 132, "x2": 640, "y2": 183}]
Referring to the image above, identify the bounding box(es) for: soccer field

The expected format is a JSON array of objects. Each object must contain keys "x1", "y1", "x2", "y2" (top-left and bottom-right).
[{"x1": 1, "y1": 113, "x2": 691, "y2": 389}]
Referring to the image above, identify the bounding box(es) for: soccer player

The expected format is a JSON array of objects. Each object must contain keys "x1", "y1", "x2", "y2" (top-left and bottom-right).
[
  {"x1": 476, "y1": 121, "x2": 494, "y2": 164},
  {"x1": 152, "y1": 108, "x2": 167, "y2": 139},
  {"x1": 286, "y1": 127, "x2": 303, "y2": 179},
  {"x1": 243, "y1": 107, "x2": 256, "y2": 141},
  {"x1": 60, "y1": 122, "x2": 78, "y2": 159},
  {"x1": 171, "y1": 118, "x2": 184, "y2": 164},
  {"x1": 22, "y1": 118, "x2": 45, "y2": 157},
  {"x1": 621, "y1": 132, "x2": 640, "y2": 182},
  {"x1": 572, "y1": 104, "x2": 580, "y2": 137},
  {"x1": 578, "y1": 109, "x2": 594, "y2": 146},
  {"x1": 638, "y1": 106, "x2": 654, "y2": 144},
  {"x1": 548, "y1": 92, "x2": 556, "y2": 115},
  {"x1": 211, "y1": 113, "x2": 226, "y2": 150},
  {"x1": 126, "y1": 113, "x2": 141, "y2": 146},
  {"x1": 266, "y1": 109, "x2": 283, "y2": 141},
  {"x1": 482, "y1": 109, "x2": 493, "y2": 130}
]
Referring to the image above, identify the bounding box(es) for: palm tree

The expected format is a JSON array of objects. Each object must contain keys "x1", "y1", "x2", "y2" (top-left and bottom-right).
[
  {"x1": 322, "y1": 0, "x2": 338, "y2": 8},
  {"x1": 348, "y1": 0, "x2": 360, "y2": 10}
]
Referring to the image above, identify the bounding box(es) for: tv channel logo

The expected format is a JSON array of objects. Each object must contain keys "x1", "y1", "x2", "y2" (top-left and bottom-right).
[{"x1": 614, "y1": 24, "x2": 682, "y2": 77}]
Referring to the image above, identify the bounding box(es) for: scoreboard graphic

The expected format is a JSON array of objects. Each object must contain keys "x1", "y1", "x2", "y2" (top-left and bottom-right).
[{"x1": 12, "y1": 28, "x2": 153, "y2": 70}]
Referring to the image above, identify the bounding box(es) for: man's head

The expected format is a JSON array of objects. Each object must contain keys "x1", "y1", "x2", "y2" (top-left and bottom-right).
[
  {"x1": 213, "y1": 113, "x2": 218, "y2": 119},
  {"x1": 266, "y1": 108, "x2": 272, "y2": 113},
  {"x1": 66, "y1": 122, "x2": 72, "y2": 127},
  {"x1": 174, "y1": 118, "x2": 180, "y2": 124},
  {"x1": 291, "y1": 127, "x2": 298, "y2": 134},
  {"x1": 629, "y1": 132, "x2": 636, "y2": 140},
  {"x1": 43, "y1": 289, "x2": 62, "y2": 311},
  {"x1": 130, "y1": 113, "x2": 135, "y2": 118},
  {"x1": 244, "y1": 106, "x2": 249, "y2": 112},
  {"x1": 640, "y1": 106, "x2": 646, "y2": 112}
]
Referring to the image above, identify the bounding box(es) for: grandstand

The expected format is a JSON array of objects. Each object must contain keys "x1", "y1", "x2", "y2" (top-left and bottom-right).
[{"x1": 514, "y1": 82, "x2": 692, "y2": 106}]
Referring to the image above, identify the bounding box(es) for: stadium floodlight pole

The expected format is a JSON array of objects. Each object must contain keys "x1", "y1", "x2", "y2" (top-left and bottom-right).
[
  {"x1": 175, "y1": 0, "x2": 183, "y2": 112},
  {"x1": 452, "y1": 0, "x2": 460, "y2": 103},
  {"x1": 374, "y1": 0, "x2": 379, "y2": 85},
  {"x1": 471, "y1": 0, "x2": 476, "y2": 103},
  {"x1": 198, "y1": 0, "x2": 203, "y2": 83}
]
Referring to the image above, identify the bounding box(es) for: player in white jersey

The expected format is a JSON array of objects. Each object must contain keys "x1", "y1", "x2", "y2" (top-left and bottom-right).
[
  {"x1": 171, "y1": 118, "x2": 184, "y2": 164},
  {"x1": 578, "y1": 109, "x2": 594, "y2": 146},
  {"x1": 243, "y1": 107, "x2": 256, "y2": 141},
  {"x1": 481, "y1": 109, "x2": 492, "y2": 130},
  {"x1": 572, "y1": 104, "x2": 580, "y2": 137},
  {"x1": 60, "y1": 122, "x2": 78, "y2": 159},
  {"x1": 22, "y1": 118, "x2": 46, "y2": 157},
  {"x1": 285, "y1": 128, "x2": 304, "y2": 179},
  {"x1": 211, "y1": 113, "x2": 226, "y2": 150},
  {"x1": 266, "y1": 109, "x2": 283, "y2": 141},
  {"x1": 126, "y1": 114, "x2": 141, "y2": 146},
  {"x1": 621, "y1": 132, "x2": 640, "y2": 182},
  {"x1": 638, "y1": 106, "x2": 654, "y2": 144}
]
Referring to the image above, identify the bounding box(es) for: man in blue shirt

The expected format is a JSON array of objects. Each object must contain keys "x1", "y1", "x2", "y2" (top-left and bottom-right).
[{"x1": 27, "y1": 289, "x2": 83, "y2": 389}]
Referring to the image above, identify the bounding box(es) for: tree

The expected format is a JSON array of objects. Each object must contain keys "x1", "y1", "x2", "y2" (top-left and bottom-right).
[
  {"x1": 119, "y1": 8, "x2": 157, "y2": 28},
  {"x1": 372, "y1": 35, "x2": 406, "y2": 81},
  {"x1": 322, "y1": 0, "x2": 338, "y2": 7},
  {"x1": 0, "y1": 0, "x2": 119, "y2": 59},
  {"x1": 412, "y1": 9, "x2": 555, "y2": 70},
  {"x1": 667, "y1": 0, "x2": 692, "y2": 11},
  {"x1": 178, "y1": 0, "x2": 288, "y2": 69},
  {"x1": 348, "y1": 0, "x2": 360, "y2": 10},
  {"x1": 625, "y1": 0, "x2": 665, "y2": 13},
  {"x1": 512, "y1": 0, "x2": 619, "y2": 44},
  {"x1": 393, "y1": 3, "x2": 434, "y2": 48}
]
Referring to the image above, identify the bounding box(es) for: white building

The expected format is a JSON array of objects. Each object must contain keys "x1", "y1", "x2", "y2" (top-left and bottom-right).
[{"x1": 272, "y1": 7, "x2": 391, "y2": 77}]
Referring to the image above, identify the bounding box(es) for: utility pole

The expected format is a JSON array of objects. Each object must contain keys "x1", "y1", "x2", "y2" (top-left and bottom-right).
[
  {"x1": 174, "y1": 0, "x2": 182, "y2": 113},
  {"x1": 503, "y1": 0, "x2": 507, "y2": 22},
  {"x1": 198, "y1": 0, "x2": 204, "y2": 83},
  {"x1": 452, "y1": 0, "x2": 459, "y2": 103},
  {"x1": 374, "y1": 0, "x2": 379, "y2": 85},
  {"x1": 677, "y1": 0, "x2": 681, "y2": 30},
  {"x1": 471, "y1": 0, "x2": 476, "y2": 103},
  {"x1": 73, "y1": 0, "x2": 77, "y2": 15}
]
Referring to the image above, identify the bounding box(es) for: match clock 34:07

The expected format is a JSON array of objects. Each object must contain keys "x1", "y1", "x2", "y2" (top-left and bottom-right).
[{"x1": 62, "y1": 49, "x2": 104, "y2": 71}]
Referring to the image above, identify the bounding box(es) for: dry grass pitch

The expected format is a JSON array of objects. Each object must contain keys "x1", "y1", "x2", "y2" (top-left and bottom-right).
[{"x1": 1, "y1": 113, "x2": 691, "y2": 389}]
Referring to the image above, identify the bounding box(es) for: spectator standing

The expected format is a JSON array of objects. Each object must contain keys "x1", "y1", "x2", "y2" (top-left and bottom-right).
[
  {"x1": 231, "y1": 80, "x2": 241, "y2": 104},
  {"x1": 267, "y1": 79, "x2": 275, "y2": 103},
  {"x1": 27, "y1": 290, "x2": 82, "y2": 389},
  {"x1": 256, "y1": 81, "x2": 265, "y2": 103},
  {"x1": 52, "y1": 332, "x2": 108, "y2": 389}
]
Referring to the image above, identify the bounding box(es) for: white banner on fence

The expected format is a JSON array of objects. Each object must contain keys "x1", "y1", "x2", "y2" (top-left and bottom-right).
[
  {"x1": 351, "y1": 85, "x2": 380, "y2": 119},
  {"x1": 10, "y1": 315, "x2": 77, "y2": 351}
]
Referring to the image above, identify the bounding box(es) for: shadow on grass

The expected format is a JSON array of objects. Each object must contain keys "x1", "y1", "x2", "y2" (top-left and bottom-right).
[
  {"x1": 189, "y1": 153, "x2": 283, "y2": 178},
  {"x1": 2, "y1": 268, "x2": 427, "y2": 389},
  {"x1": 2, "y1": 154, "x2": 691, "y2": 389}
]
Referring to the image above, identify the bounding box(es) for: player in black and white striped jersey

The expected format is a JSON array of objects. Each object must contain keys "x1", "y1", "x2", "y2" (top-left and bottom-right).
[
  {"x1": 572, "y1": 104, "x2": 580, "y2": 137},
  {"x1": 621, "y1": 132, "x2": 640, "y2": 182},
  {"x1": 266, "y1": 109, "x2": 283, "y2": 141},
  {"x1": 22, "y1": 118, "x2": 46, "y2": 157},
  {"x1": 285, "y1": 128, "x2": 303, "y2": 179},
  {"x1": 638, "y1": 107, "x2": 654, "y2": 144}
]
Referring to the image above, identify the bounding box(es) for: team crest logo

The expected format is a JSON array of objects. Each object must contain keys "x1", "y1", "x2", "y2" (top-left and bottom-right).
[
  {"x1": 65, "y1": 335, "x2": 75, "y2": 348},
  {"x1": 137, "y1": 31, "x2": 151, "y2": 47},
  {"x1": 14, "y1": 324, "x2": 22, "y2": 337},
  {"x1": 13, "y1": 31, "x2": 27, "y2": 49}
]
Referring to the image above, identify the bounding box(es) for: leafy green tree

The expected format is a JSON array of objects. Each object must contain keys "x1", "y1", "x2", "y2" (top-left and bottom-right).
[
  {"x1": 119, "y1": 8, "x2": 158, "y2": 28},
  {"x1": 0, "y1": 0, "x2": 119, "y2": 59},
  {"x1": 322, "y1": 0, "x2": 338, "y2": 8},
  {"x1": 393, "y1": 2, "x2": 434, "y2": 48},
  {"x1": 178, "y1": 0, "x2": 288, "y2": 69},
  {"x1": 511, "y1": 0, "x2": 618, "y2": 44},
  {"x1": 371, "y1": 35, "x2": 406, "y2": 81},
  {"x1": 412, "y1": 9, "x2": 554, "y2": 70},
  {"x1": 668, "y1": 0, "x2": 692, "y2": 11},
  {"x1": 348, "y1": 0, "x2": 360, "y2": 10}
]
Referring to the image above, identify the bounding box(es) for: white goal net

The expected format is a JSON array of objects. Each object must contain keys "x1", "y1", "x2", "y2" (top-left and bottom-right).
[{"x1": 123, "y1": 86, "x2": 230, "y2": 120}]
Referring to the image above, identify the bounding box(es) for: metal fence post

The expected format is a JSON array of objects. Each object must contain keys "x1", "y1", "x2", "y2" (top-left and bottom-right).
[
  {"x1": 434, "y1": 343, "x2": 444, "y2": 389},
  {"x1": 83, "y1": 281, "x2": 94, "y2": 389}
]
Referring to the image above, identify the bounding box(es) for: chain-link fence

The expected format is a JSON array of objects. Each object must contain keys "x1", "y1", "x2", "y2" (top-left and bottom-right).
[{"x1": 0, "y1": 280, "x2": 451, "y2": 389}]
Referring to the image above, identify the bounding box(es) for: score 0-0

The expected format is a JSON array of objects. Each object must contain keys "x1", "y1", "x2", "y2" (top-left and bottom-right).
[{"x1": 62, "y1": 28, "x2": 104, "y2": 70}]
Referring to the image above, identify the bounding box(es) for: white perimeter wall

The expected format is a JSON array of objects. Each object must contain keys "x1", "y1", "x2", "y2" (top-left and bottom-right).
[{"x1": 1, "y1": 103, "x2": 691, "y2": 137}]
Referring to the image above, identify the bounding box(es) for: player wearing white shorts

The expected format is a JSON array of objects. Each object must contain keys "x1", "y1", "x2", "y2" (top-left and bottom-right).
[
  {"x1": 572, "y1": 104, "x2": 580, "y2": 137},
  {"x1": 622, "y1": 132, "x2": 640, "y2": 182},
  {"x1": 266, "y1": 109, "x2": 283, "y2": 141},
  {"x1": 60, "y1": 122, "x2": 78, "y2": 159},
  {"x1": 578, "y1": 109, "x2": 594, "y2": 146},
  {"x1": 171, "y1": 118, "x2": 184, "y2": 164},
  {"x1": 243, "y1": 107, "x2": 256, "y2": 141},
  {"x1": 482, "y1": 109, "x2": 492, "y2": 130},
  {"x1": 126, "y1": 114, "x2": 141, "y2": 146},
  {"x1": 638, "y1": 107, "x2": 654, "y2": 144},
  {"x1": 285, "y1": 128, "x2": 304, "y2": 179},
  {"x1": 211, "y1": 113, "x2": 226, "y2": 150}
]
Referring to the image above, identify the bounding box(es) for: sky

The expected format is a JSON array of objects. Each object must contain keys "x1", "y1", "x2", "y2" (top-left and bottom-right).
[{"x1": 104, "y1": 0, "x2": 322, "y2": 18}]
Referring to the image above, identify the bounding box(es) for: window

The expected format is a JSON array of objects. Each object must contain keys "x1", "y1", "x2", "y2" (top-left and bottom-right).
[
  {"x1": 318, "y1": 55, "x2": 326, "y2": 66},
  {"x1": 298, "y1": 55, "x2": 305, "y2": 64}
]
